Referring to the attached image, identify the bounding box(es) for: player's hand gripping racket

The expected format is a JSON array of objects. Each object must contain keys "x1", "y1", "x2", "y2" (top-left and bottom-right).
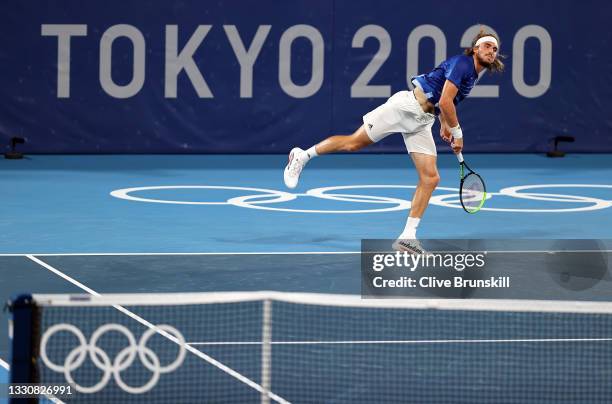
[{"x1": 457, "y1": 152, "x2": 486, "y2": 213}]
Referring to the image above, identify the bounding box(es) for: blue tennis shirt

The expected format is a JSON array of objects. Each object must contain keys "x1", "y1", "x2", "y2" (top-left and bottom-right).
[{"x1": 412, "y1": 54, "x2": 479, "y2": 109}]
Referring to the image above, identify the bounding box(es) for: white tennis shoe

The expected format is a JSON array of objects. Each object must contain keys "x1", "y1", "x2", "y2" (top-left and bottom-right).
[
  {"x1": 284, "y1": 147, "x2": 307, "y2": 189},
  {"x1": 392, "y1": 238, "x2": 429, "y2": 255}
]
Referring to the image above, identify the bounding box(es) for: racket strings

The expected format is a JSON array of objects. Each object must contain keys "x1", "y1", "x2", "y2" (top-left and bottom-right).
[{"x1": 461, "y1": 173, "x2": 486, "y2": 210}]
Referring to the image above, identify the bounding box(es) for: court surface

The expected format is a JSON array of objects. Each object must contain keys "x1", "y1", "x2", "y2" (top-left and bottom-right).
[{"x1": 1, "y1": 153, "x2": 611, "y2": 401}]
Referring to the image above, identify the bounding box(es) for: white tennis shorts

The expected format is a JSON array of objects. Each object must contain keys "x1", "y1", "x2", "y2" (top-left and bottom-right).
[{"x1": 363, "y1": 90, "x2": 437, "y2": 156}]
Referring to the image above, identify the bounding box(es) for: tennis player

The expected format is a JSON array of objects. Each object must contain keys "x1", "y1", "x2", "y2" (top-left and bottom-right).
[{"x1": 283, "y1": 30, "x2": 504, "y2": 253}]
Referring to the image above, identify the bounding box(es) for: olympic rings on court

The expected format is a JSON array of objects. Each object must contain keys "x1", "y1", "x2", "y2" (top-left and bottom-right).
[
  {"x1": 40, "y1": 323, "x2": 186, "y2": 394},
  {"x1": 110, "y1": 184, "x2": 612, "y2": 213}
]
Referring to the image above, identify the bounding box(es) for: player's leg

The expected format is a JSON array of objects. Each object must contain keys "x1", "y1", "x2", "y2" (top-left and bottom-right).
[
  {"x1": 283, "y1": 126, "x2": 373, "y2": 188},
  {"x1": 407, "y1": 152, "x2": 440, "y2": 219},
  {"x1": 393, "y1": 126, "x2": 438, "y2": 253},
  {"x1": 284, "y1": 96, "x2": 399, "y2": 189},
  {"x1": 313, "y1": 125, "x2": 373, "y2": 154}
]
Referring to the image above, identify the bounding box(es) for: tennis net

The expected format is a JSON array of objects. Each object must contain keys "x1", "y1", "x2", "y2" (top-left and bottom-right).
[{"x1": 8, "y1": 292, "x2": 612, "y2": 403}]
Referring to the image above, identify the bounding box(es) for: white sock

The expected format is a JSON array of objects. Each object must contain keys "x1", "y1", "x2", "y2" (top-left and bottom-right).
[
  {"x1": 399, "y1": 217, "x2": 420, "y2": 239},
  {"x1": 302, "y1": 145, "x2": 318, "y2": 162}
]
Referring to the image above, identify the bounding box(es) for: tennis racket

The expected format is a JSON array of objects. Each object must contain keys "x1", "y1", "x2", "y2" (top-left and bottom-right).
[{"x1": 457, "y1": 152, "x2": 486, "y2": 213}]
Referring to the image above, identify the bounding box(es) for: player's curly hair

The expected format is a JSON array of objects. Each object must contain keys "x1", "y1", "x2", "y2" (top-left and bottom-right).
[{"x1": 464, "y1": 29, "x2": 505, "y2": 73}]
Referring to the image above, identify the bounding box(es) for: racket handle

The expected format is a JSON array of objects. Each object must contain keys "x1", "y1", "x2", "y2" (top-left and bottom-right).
[{"x1": 456, "y1": 152, "x2": 464, "y2": 163}]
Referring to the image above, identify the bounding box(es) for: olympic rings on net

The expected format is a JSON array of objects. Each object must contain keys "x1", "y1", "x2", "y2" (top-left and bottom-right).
[
  {"x1": 110, "y1": 184, "x2": 612, "y2": 213},
  {"x1": 40, "y1": 323, "x2": 186, "y2": 394}
]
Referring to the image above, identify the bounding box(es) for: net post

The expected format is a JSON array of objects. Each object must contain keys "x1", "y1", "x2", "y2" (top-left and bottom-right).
[
  {"x1": 8, "y1": 294, "x2": 40, "y2": 404},
  {"x1": 260, "y1": 299, "x2": 272, "y2": 404}
]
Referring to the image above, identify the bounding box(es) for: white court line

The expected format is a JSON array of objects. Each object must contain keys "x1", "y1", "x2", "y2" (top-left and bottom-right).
[
  {"x1": 188, "y1": 337, "x2": 612, "y2": 346},
  {"x1": 25, "y1": 255, "x2": 291, "y2": 404},
  {"x1": 2, "y1": 250, "x2": 612, "y2": 257},
  {"x1": 0, "y1": 251, "x2": 360, "y2": 257},
  {"x1": 0, "y1": 357, "x2": 8, "y2": 370}
]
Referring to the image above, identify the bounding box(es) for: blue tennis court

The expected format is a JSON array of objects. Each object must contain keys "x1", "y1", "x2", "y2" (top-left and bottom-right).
[
  {"x1": 1, "y1": 153, "x2": 612, "y2": 402},
  {"x1": 1, "y1": 154, "x2": 611, "y2": 255}
]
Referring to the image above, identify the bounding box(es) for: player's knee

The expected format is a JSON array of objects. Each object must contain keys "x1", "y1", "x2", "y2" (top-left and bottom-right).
[{"x1": 421, "y1": 172, "x2": 440, "y2": 189}]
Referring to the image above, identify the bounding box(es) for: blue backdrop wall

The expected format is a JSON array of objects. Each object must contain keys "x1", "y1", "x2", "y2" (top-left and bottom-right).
[{"x1": 1, "y1": 0, "x2": 611, "y2": 153}]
